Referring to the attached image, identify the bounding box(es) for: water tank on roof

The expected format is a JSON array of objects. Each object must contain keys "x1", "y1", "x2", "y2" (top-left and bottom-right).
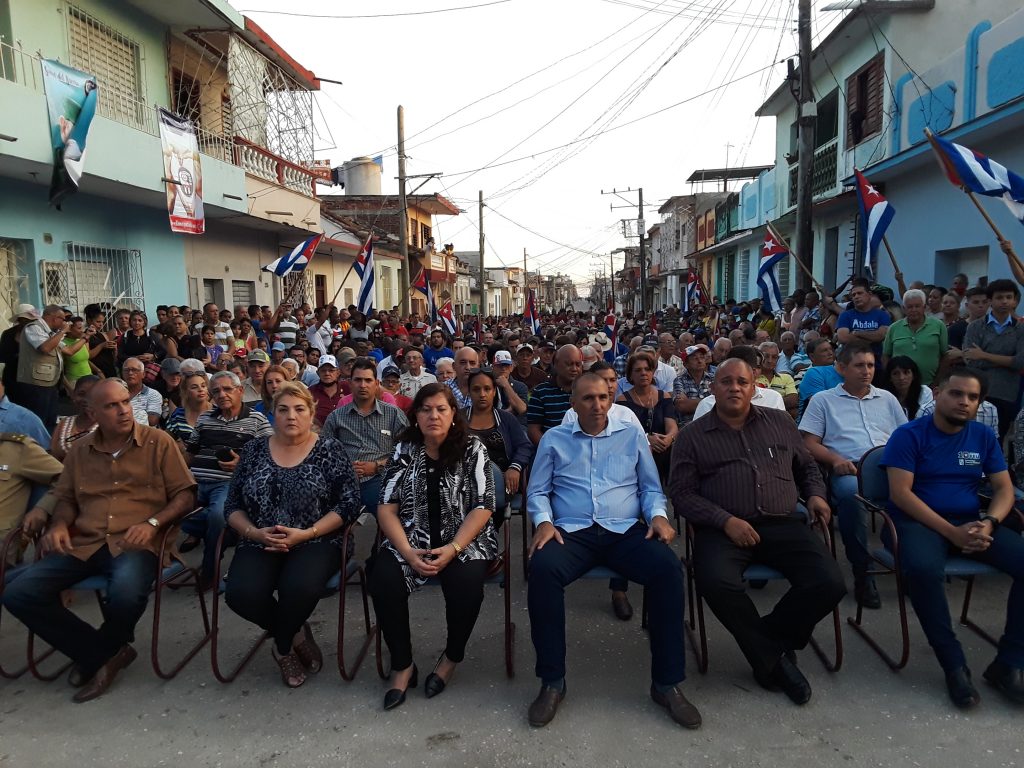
[{"x1": 343, "y1": 157, "x2": 381, "y2": 195}]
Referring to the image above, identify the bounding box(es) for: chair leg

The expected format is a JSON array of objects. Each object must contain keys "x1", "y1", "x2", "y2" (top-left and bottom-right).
[
  {"x1": 209, "y1": 531, "x2": 268, "y2": 684},
  {"x1": 958, "y1": 575, "x2": 999, "y2": 647},
  {"x1": 151, "y1": 564, "x2": 212, "y2": 680},
  {"x1": 520, "y1": 510, "x2": 529, "y2": 581},
  {"x1": 26, "y1": 589, "x2": 105, "y2": 681},
  {"x1": 808, "y1": 604, "x2": 844, "y2": 672},
  {"x1": 847, "y1": 572, "x2": 910, "y2": 671},
  {"x1": 337, "y1": 563, "x2": 376, "y2": 682},
  {"x1": 504, "y1": 549, "x2": 515, "y2": 678}
]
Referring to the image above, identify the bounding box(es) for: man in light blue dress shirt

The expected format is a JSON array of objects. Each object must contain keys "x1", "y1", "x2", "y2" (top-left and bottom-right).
[
  {"x1": 0, "y1": 377, "x2": 50, "y2": 447},
  {"x1": 525, "y1": 372, "x2": 700, "y2": 729}
]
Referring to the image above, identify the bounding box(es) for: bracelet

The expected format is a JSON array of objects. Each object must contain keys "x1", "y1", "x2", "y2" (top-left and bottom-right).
[
  {"x1": 979, "y1": 513, "x2": 1000, "y2": 529},
  {"x1": 451, "y1": 540, "x2": 463, "y2": 555},
  {"x1": 243, "y1": 525, "x2": 252, "y2": 540},
  {"x1": 311, "y1": 525, "x2": 319, "y2": 539}
]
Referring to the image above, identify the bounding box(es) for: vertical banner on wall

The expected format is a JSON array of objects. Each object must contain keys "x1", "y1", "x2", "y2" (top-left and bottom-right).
[
  {"x1": 158, "y1": 108, "x2": 205, "y2": 234},
  {"x1": 41, "y1": 59, "x2": 98, "y2": 208}
]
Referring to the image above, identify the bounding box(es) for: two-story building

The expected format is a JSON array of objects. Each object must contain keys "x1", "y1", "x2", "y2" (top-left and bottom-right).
[{"x1": 0, "y1": 0, "x2": 325, "y2": 322}]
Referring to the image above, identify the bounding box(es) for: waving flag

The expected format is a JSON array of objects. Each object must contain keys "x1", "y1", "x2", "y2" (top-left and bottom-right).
[
  {"x1": 927, "y1": 129, "x2": 1024, "y2": 224},
  {"x1": 525, "y1": 289, "x2": 541, "y2": 336},
  {"x1": 854, "y1": 168, "x2": 895, "y2": 272},
  {"x1": 413, "y1": 269, "x2": 438, "y2": 323},
  {"x1": 438, "y1": 300, "x2": 458, "y2": 337},
  {"x1": 757, "y1": 230, "x2": 787, "y2": 313},
  {"x1": 263, "y1": 233, "x2": 323, "y2": 277},
  {"x1": 354, "y1": 237, "x2": 374, "y2": 315},
  {"x1": 683, "y1": 270, "x2": 705, "y2": 312}
]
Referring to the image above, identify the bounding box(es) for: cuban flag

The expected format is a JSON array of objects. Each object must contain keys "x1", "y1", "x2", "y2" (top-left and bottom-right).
[
  {"x1": 854, "y1": 168, "x2": 895, "y2": 273},
  {"x1": 757, "y1": 230, "x2": 787, "y2": 313},
  {"x1": 438, "y1": 300, "x2": 458, "y2": 337},
  {"x1": 525, "y1": 289, "x2": 541, "y2": 336},
  {"x1": 263, "y1": 233, "x2": 322, "y2": 277},
  {"x1": 354, "y1": 237, "x2": 374, "y2": 316},
  {"x1": 413, "y1": 269, "x2": 438, "y2": 323},
  {"x1": 927, "y1": 129, "x2": 1024, "y2": 224},
  {"x1": 683, "y1": 270, "x2": 704, "y2": 312}
]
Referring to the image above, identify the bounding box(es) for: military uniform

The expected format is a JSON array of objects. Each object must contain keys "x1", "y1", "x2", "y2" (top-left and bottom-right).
[{"x1": 0, "y1": 433, "x2": 63, "y2": 562}]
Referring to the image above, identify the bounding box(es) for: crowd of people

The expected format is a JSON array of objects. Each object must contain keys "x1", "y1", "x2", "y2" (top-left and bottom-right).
[{"x1": 0, "y1": 273, "x2": 1023, "y2": 722}]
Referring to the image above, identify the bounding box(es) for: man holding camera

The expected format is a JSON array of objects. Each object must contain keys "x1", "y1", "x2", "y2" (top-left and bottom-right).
[{"x1": 16, "y1": 304, "x2": 67, "y2": 431}]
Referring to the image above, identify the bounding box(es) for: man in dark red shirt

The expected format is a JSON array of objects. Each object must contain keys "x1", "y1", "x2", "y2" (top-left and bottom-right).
[{"x1": 309, "y1": 355, "x2": 345, "y2": 427}]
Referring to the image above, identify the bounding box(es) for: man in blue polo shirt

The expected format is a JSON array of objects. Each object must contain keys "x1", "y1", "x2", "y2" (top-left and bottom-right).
[
  {"x1": 836, "y1": 278, "x2": 890, "y2": 371},
  {"x1": 883, "y1": 367, "x2": 1024, "y2": 709}
]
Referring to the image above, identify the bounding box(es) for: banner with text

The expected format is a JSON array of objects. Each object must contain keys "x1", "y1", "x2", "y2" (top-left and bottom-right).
[
  {"x1": 158, "y1": 108, "x2": 205, "y2": 234},
  {"x1": 42, "y1": 59, "x2": 98, "y2": 208}
]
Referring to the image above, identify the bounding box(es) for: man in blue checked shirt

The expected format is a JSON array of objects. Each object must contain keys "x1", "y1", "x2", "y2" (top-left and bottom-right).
[{"x1": 524, "y1": 372, "x2": 700, "y2": 730}]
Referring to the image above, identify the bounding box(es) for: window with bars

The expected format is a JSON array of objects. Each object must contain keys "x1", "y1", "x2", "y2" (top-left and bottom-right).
[
  {"x1": 738, "y1": 249, "x2": 750, "y2": 300},
  {"x1": 0, "y1": 240, "x2": 27, "y2": 331},
  {"x1": 42, "y1": 243, "x2": 145, "y2": 316},
  {"x1": 66, "y1": 4, "x2": 146, "y2": 130},
  {"x1": 778, "y1": 254, "x2": 791, "y2": 297},
  {"x1": 172, "y1": 69, "x2": 201, "y2": 126}
]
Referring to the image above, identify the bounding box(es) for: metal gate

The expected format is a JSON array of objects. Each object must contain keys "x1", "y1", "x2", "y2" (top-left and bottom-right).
[
  {"x1": 0, "y1": 240, "x2": 28, "y2": 332},
  {"x1": 282, "y1": 271, "x2": 313, "y2": 306},
  {"x1": 41, "y1": 242, "x2": 146, "y2": 320}
]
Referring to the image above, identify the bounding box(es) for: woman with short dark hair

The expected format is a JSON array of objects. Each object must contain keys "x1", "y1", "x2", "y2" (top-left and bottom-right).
[{"x1": 369, "y1": 383, "x2": 497, "y2": 709}]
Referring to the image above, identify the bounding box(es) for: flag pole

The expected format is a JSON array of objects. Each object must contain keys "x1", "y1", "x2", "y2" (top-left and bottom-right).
[
  {"x1": 766, "y1": 221, "x2": 823, "y2": 291},
  {"x1": 963, "y1": 188, "x2": 1024, "y2": 278}
]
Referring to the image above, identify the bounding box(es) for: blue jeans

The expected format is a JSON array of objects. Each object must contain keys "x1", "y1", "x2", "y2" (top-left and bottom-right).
[
  {"x1": 360, "y1": 476, "x2": 381, "y2": 515},
  {"x1": 2, "y1": 546, "x2": 157, "y2": 676},
  {"x1": 528, "y1": 522, "x2": 685, "y2": 686},
  {"x1": 830, "y1": 474, "x2": 870, "y2": 576},
  {"x1": 187, "y1": 479, "x2": 231, "y2": 580},
  {"x1": 888, "y1": 517, "x2": 1024, "y2": 672}
]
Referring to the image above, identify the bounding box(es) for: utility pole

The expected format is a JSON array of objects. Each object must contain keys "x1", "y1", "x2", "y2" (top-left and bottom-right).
[
  {"x1": 794, "y1": 0, "x2": 815, "y2": 290},
  {"x1": 609, "y1": 251, "x2": 616, "y2": 312},
  {"x1": 478, "y1": 190, "x2": 486, "y2": 317},
  {"x1": 523, "y1": 247, "x2": 528, "y2": 313},
  {"x1": 638, "y1": 187, "x2": 647, "y2": 315},
  {"x1": 397, "y1": 105, "x2": 411, "y2": 315}
]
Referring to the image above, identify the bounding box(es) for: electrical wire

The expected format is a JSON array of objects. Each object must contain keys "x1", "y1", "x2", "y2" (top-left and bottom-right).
[{"x1": 239, "y1": 1, "x2": 512, "y2": 20}]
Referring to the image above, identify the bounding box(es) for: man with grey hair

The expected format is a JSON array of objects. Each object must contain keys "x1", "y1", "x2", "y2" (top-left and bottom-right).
[
  {"x1": 581, "y1": 344, "x2": 600, "y2": 370},
  {"x1": 777, "y1": 331, "x2": 809, "y2": 376},
  {"x1": 882, "y1": 288, "x2": 948, "y2": 386},
  {"x1": 711, "y1": 338, "x2": 732, "y2": 370},
  {"x1": 184, "y1": 369, "x2": 272, "y2": 588},
  {"x1": 121, "y1": 357, "x2": 162, "y2": 427},
  {"x1": 16, "y1": 304, "x2": 67, "y2": 430}
]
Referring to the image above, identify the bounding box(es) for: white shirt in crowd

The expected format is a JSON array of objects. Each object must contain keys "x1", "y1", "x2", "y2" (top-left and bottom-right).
[{"x1": 693, "y1": 387, "x2": 786, "y2": 420}]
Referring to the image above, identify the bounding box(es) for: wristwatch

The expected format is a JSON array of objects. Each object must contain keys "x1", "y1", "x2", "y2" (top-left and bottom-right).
[
  {"x1": 146, "y1": 517, "x2": 160, "y2": 529},
  {"x1": 979, "y1": 513, "x2": 1000, "y2": 528}
]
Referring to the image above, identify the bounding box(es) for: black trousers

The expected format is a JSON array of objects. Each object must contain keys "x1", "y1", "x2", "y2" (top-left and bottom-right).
[
  {"x1": 528, "y1": 522, "x2": 686, "y2": 686},
  {"x1": 692, "y1": 515, "x2": 846, "y2": 678},
  {"x1": 369, "y1": 548, "x2": 488, "y2": 671},
  {"x1": 16, "y1": 383, "x2": 58, "y2": 431},
  {"x1": 224, "y1": 542, "x2": 341, "y2": 656}
]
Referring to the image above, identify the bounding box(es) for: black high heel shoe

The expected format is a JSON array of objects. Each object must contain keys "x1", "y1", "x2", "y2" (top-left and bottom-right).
[
  {"x1": 425, "y1": 653, "x2": 452, "y2": 699},
  {"x1": 383, "y1": 664, "x2": 418, "y2": 711}
]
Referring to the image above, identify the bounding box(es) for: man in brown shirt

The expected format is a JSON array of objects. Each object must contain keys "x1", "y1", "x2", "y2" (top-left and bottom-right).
[
  {"x1": 670, "y1": 358, "x2": 845, "y2": 706},
  {"x1": 2, "y1": 379, "x2": 196, "y2": 703}
]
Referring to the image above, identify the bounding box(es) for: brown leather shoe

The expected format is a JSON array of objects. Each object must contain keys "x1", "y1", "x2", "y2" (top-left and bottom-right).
[
  {"x1": 72, "y1": 645, "x2": 137, "y2": 703},
  {"x1": 294, "y1": 623, "x2": 323, "y2": 673},
  {"x1": 528, "y1": 683, "x2": 565, "y2": 727},
  {"x1": 651, "y1": 684, "x2": 702, "y2": 729},
  {"x1": 611, "y1": 591, "x2": 633, "y2": 621}
]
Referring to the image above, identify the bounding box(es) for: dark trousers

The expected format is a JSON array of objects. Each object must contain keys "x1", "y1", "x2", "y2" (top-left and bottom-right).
[
  {"x1": 528, "y1": 522, "x2": 686, "y2": 686},
  {"x1": 989, "y1": 397, "x2": 1018, "y2": 442},
  {"x1": 2, "y1": 545, "x2": 157, "y2": 676},
  {"x1": 224, "y1": 542, "x2": 341, "y2": 656},
  {"x1": 889, "y1": 517, "x2": 1024, "y2": 672},
  {"x1": 369, "y1": 548, "x2": 487, "y2": 671},
  {"x1": 360, "y1": 477, "x2": 381, "y2": 515},
  {"x1": 16, "y1": 383, "x2": 58, "y2": 432},
  {"x1": 692, "y1": 515, "x2": 847, "y2": 678}
]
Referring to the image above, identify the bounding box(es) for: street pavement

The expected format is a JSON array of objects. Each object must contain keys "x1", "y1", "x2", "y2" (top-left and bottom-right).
[{"x1": 1, "y1": 522, "x2": 1021, "y2": 768}]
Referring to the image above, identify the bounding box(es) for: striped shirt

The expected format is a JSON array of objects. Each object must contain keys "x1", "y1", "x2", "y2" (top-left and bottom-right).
[
  {"x1": 275, "y1": 316, "x2": 299, "y2": 346},
  {"x1": 670, "y1": 406, "x2": 827, "y2": 529},
  {"x1": 526, "y1": 379, "x2": 572, "y2": 433},
  {"x1": 184, "y1": 404, "x2": 273, "y2": 483},
  {"x1": 321, "y1": 399, "x2": 409, "y2": 483}
]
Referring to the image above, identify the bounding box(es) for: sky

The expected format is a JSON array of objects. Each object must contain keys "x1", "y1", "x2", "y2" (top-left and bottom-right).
[{"x1": 228, "y1": 0, "x2": 849, "y2": 296}]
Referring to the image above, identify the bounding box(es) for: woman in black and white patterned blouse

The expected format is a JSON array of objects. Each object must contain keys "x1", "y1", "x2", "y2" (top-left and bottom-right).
[
  {"x1": 370, "y1": 382, "x2": 497, "y2": 710},
  {"x1": 224, "y1": 381, "x2": 361, "y2": 688}
]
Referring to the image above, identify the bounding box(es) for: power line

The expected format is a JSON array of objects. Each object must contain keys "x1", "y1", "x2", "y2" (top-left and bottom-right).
[{"x1": 239, "y1": 1, "x2": 512, "y2": 20}]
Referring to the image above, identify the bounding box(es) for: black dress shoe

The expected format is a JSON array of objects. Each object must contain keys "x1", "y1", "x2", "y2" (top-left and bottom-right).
[
  {"x1": 854, "y1": 576, "x2": 882, "y2": 610},
  {"x1": 383, "y1": 664, "x2": 418, "y2": 711},
  {"x1": 946, "y1": 666, "x2": 981, "y2": 709},
  {"x1": 528, "y1": 683, "x2": 565, "y2": 727},
  {"x1": 760, "y1": 655, "x2": 812, "y2": 705},
  {"x1": 611, "y1": 591, "x2": 633, "y2": 621},
  {"x1": 650, "y1": 685, "x2": 702, "y2": 729},
  {"x1": 425, "y1": 653, "x2": 452, "y2": 699},
  {"x1": 983, "y1": 660, "x2": 1024, "y2": 704}
]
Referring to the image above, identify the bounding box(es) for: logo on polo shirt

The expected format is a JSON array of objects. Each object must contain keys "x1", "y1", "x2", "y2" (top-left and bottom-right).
[{"x1": 958, "y1": 451, "x2": 981, "y2": 467}]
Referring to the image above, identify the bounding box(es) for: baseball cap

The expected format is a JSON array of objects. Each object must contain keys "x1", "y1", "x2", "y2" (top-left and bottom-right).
[
  {"x1": 160, "y1": 358, "x2": 181, "y2": 374},
  {"x1": 247, "y1": 349, "x2": 271, "y2": 363},
  {"x1": 381, "y1": 365, "x2": 401, "y2": 379},
  {"x1": 681, "y1": 343, "x2": 710, "y2": 360},
  {"x1": 539, "y1": 341, "x2": 555, "y2": 350},
  {"x1": 517, "y1": 343, "x2": 534, "y2": 354},
  {"x1": 318, "y1": 354, "x2": 338, "y2": 369},
  {"x1": 493, "y1": 350, "x2": 514, "y2": 365},
  {"x1": 337, "y1": 348, "x2": 356, "y2": 363},
  {"x1": 271, "y1": 341, "x2": 286, "y2": 352}
]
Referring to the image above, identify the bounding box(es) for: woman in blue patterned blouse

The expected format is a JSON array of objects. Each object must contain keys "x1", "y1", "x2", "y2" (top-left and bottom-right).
[
  {"x1": 370, "y1": 383, "x2": 497, "y2": 710},
  {"x1": 224, "y1": 381, "x2": 361, "y2": 688}
]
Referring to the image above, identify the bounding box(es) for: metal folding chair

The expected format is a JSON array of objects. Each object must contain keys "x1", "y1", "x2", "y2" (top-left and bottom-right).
[
  {"x1": 849, "y1": 445, "x2": 1020, "y2": 670},
  {"x1": 683, "y1": 516, "x2": 843, "y2": 675},
  {"x1": 209, "y1": 518, "x2": 375, "y2": 683},
  {"x1": 20, "y1": 509, "x2": 211, "y2": 681},
  {"x1": 376, "y1": 462, "x2": 516, "y2": 680},
  {"x1": 0, "y1": 528, "x2": 33, "y2": 679}
]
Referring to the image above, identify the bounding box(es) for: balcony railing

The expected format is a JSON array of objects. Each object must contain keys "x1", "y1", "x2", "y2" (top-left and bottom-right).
[
  {"x1": 787, "y1": 137, "x2": 840, "y2": 208},
  {"x1": 1, "y1": 38, "x2": 316, "y2": 199}
]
